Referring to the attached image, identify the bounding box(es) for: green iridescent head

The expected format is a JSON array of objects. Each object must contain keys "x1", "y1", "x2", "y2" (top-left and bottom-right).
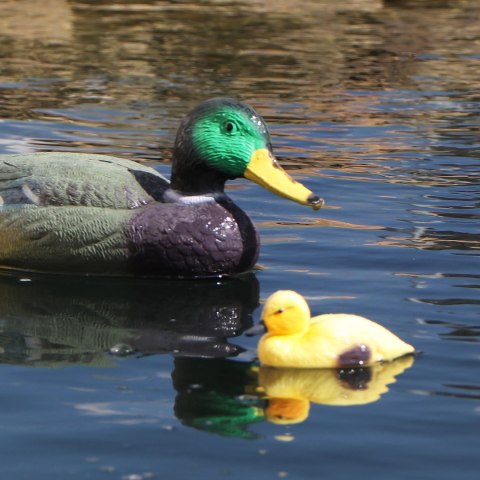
[
  {"x1": 171, "y1": 98, "x2": 323, "y2": 209},
  {"x1": 193, "y1": 100, "x2": 271, "y2": 177}
]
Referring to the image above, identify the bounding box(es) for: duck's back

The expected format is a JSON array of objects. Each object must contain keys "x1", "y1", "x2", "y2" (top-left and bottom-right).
[
  {"x1": 0, "y1": 153, "x2": 165, "y2": 273},
  {"x1": 0, "y1": 153, "x2": 167, "y2": 209},
  {"x1": 0, "y1": 153, "x2": 259, "y2": 276}
]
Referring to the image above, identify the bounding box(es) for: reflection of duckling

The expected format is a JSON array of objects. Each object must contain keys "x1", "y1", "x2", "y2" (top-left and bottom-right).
[
  {"x1": 259, "y1": 356, "x2": 414, "y2": 424},
  {"x1": 256, "y1": 290, "x2": 415, "y2": 368}
]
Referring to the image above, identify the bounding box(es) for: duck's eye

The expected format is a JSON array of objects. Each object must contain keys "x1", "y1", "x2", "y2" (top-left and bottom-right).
[
  {"x1": 224, "y1": 121, "x2": 236, "y2": 133},
  {"x1": 275, "y1": 308, "x2": 285, "y2": 315}
]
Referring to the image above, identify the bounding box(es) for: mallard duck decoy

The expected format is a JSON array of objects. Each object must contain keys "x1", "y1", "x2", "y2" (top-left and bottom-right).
[
  {"x1": 0, "y1": 98, "x2": 323, "y2": 277},
  {"x1": 250, "y1": 290, "x2": 414, "y2": 368}
]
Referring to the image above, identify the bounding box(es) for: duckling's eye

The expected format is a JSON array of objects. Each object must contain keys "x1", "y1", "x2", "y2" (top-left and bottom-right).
[
  {"x1": 275, "y1": 308, "x2": 285, "y2": 315},
  {"x1": 224, "y1": 121, "x2": 236, "y2": 134}
]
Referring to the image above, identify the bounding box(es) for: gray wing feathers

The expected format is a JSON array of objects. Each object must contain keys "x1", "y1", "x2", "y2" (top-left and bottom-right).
[
  {"x1": 0, "y1": 205, "x2": 132, "y2": 273},
  {"x1": 0, "y1": 153, "x2": 168, "y2": 209}
]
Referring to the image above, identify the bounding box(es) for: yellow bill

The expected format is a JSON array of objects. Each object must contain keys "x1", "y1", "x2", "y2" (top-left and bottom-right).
[{"x1": 244, "y1": 148, "x2": 324, "y2": 210}]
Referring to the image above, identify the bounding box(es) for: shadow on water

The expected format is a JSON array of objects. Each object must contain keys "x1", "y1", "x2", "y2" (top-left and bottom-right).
[
  {"x1": 9, "y1": 258, "x2": 472, "y2": 453},
  {"x1": 0, "y1": 271, "x2": 259, "y2": 366},
  {"x1": 0, "y1": 269, "x2": 414, "y2": 439}
]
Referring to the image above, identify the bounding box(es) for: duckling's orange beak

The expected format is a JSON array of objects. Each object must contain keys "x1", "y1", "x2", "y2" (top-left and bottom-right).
[
  {"x1": 244, "y1": 148, "x2": 324, "y2": 210},
  {"x1": 265, "y1": 398, "x2": 310, "y2": 425},
  {"x1": 244, "y1": 321, "x2": 266, "y2": 337}
]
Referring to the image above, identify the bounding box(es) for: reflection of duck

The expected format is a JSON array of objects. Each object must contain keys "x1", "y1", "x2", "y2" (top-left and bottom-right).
[
  {"x1": 172, "y1": 358, "x2": 263, "y2": 439},
  {"x1": 258, "y1": 356, "x2": 414, "y2": 424},
  {"x1": 0, "y1": 98, "x2": 322, "y2": 277},
  {"x1": 253, "y1": 290, "x2": 415, "y2": 368},
  {"x1": 0, "y1": 271, "x2": 259, "y2": 366}
]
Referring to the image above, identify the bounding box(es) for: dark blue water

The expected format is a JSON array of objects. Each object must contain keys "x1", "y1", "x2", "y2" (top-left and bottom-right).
[{"x1": 0, "y1": 1, "x2": 479, "y2": 479}]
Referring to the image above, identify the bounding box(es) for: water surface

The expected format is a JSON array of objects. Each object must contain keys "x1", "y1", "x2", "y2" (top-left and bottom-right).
[{"x1": 0, "y1": 1, "x2": 479, "y2": 479}]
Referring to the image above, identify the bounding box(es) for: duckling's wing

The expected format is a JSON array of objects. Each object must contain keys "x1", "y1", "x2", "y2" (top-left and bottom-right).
[
  {"x1": 311, "y1": 314, "x2": 414, "y2": 365},
  {"x1": 0, "y1": 153, "x2": 169, "y2": 209}
]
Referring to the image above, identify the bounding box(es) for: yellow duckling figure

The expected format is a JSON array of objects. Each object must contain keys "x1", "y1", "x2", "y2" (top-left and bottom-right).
[{"x1": 257, "y1": 290, "x2": 415, "y2": 369}]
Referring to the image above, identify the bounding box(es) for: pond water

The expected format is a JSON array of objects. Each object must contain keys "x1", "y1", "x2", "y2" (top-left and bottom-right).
[{"x1": 0, "y1": 0, "x2": 479, "y2": 478}]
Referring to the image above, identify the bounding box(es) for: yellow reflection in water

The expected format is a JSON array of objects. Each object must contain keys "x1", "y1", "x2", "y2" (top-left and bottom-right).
[
  {"x1": 257, "y1": 355, "x2": 414, "y2": 424},
  {"x1": 259, "y1": 218, "x2": 384, "y2": 230}
]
